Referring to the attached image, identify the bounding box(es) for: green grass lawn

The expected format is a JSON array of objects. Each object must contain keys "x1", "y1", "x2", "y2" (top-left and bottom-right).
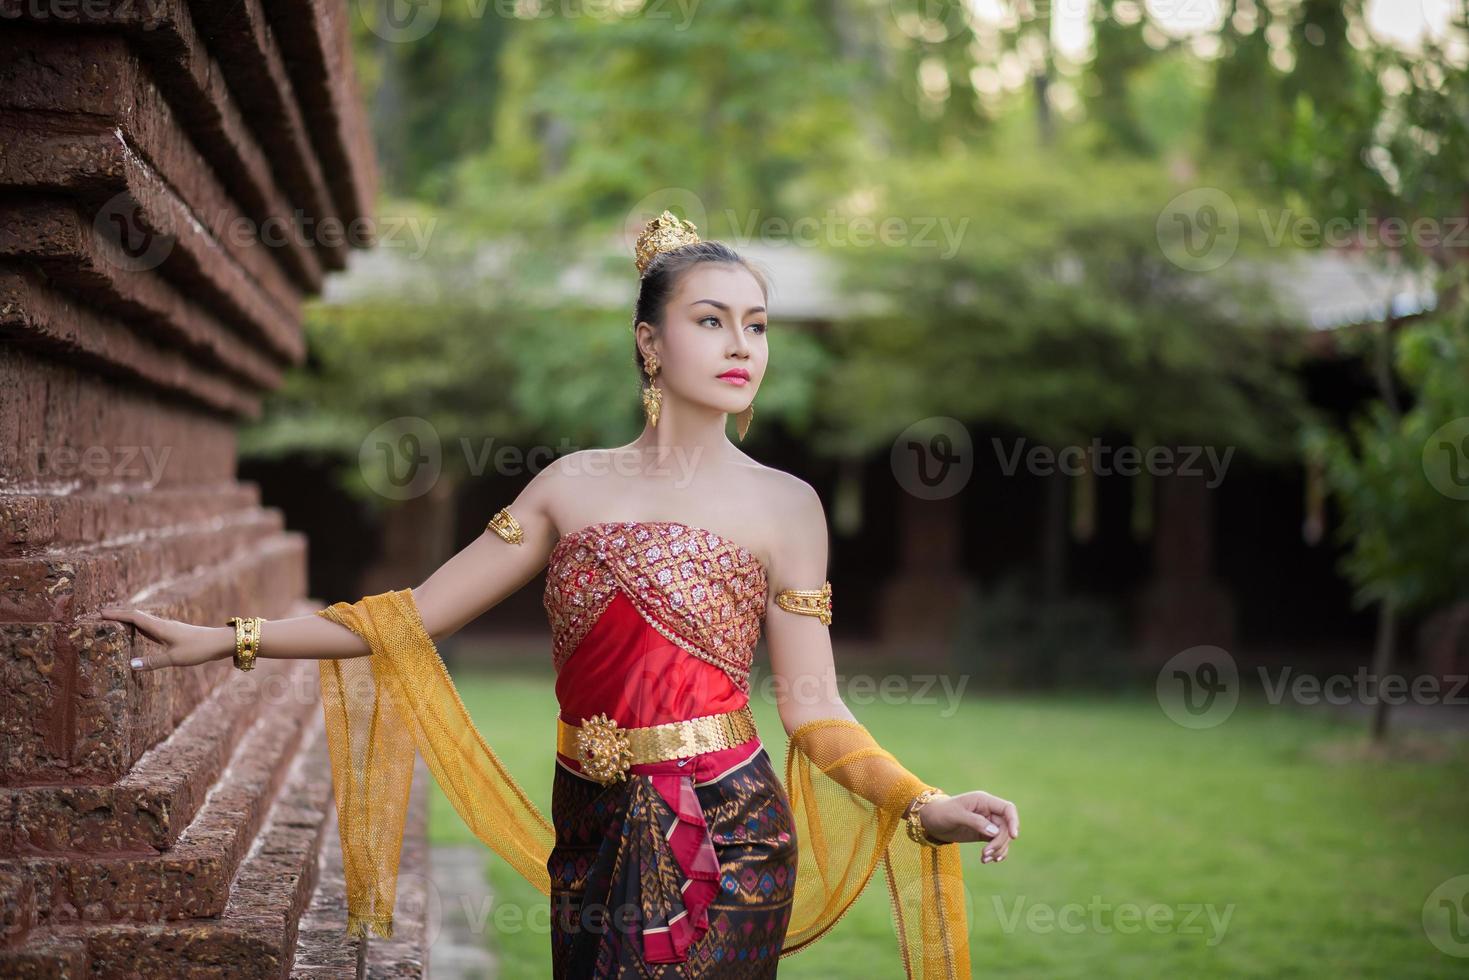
[{"x1": 423, "y1": 667, "x2": 1469, "y2": 978}]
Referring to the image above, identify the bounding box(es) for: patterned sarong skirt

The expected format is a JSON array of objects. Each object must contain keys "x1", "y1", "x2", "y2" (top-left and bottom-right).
[{"x1": 547, "y1": 736, "x2": 799, "y2": 978}]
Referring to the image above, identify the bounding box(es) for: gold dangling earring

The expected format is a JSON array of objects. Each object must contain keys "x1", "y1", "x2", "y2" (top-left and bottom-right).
[
  {"x1": 736, "y1": 402, "x2": 754, "y2": 442},
  {"x1": 642, "y1": 354, "x2": 663, "y2": 428}
]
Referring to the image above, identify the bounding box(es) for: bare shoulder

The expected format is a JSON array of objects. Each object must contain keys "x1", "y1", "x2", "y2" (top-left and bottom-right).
[
  {"x1": 744, "y1": 463, "x2": 828, "y2": 589},
  {"x1": 752, "y1": 464, "x2": 822, "y2": 522},
  {"x1": 508, "y1": 449, "x2": 607, "y2": 532}
]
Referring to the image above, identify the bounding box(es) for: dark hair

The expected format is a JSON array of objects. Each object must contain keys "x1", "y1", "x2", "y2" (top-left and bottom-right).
[{"x1": 632, "y1": 240, "x2": 769, "y2": 386}]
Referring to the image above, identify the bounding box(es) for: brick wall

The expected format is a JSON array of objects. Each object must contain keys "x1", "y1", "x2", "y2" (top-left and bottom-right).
[{"x1": 0, "y1": 2, "x2": 431, "y2": 975}]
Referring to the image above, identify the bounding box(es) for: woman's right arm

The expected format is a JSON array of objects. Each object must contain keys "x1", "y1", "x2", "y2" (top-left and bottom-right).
[{"x1": 102, "y1": 465, "x2": 564, "y2": 671}]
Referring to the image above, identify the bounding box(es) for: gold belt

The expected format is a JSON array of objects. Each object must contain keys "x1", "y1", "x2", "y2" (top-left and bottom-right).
[{"x1": 556, "y1": 705, "x2": 758, "y2": 785}]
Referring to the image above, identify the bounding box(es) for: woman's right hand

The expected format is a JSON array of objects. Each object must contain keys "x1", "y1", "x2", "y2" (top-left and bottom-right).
[{"x1": 99, "y1": 607, "x2": 234, "y2": 671}]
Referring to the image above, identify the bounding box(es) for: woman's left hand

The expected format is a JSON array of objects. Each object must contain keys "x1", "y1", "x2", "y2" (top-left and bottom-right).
[{"x1": 918, "y1": 790, "x2": 1019, "y2": 864}]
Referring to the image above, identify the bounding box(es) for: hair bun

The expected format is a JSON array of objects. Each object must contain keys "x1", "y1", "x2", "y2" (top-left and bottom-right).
[{"x1": 634, "y1": 209, "x2": 702, "y2": 275}]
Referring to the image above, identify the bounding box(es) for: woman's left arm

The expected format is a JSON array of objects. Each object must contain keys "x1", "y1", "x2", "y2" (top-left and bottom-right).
[{"x1": 764, "y1": 481, "x2": 1019, "y2": 862}]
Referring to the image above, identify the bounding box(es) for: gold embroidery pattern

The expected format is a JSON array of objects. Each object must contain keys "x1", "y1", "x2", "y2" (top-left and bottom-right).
[
  {"x1": 774, "y1": 580, "x2": 833, "y2": 625},
  {"x1": 542, "y1": 521, "x2": 768, "y2": 692}
]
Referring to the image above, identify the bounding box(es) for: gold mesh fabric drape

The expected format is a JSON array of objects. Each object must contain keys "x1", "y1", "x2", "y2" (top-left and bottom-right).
[
  {"x1": 315, "y1": 589, "x2": 555, "y2": 937},
  {"x1": 314, "y1": 589, "x2": 970, "y2": 978},
  {"x1": 780, "y1": 718, "x2": 972, "y2": 979}
]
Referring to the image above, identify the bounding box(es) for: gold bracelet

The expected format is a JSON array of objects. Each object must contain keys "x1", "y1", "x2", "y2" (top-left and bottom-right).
[
  {"x1": 904, "y1": 787, "x2": 945, "y2": 847},
  {"x1": 226, "y1": 616, "x2": 260, "y2": 671}
]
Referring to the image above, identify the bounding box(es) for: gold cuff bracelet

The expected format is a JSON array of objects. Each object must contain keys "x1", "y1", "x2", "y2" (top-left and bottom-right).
[{"x1": 226, "y1": 615, "x2": 261, "y2": 671}]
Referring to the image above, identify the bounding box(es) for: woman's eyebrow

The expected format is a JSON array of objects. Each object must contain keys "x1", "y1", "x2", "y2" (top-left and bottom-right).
[{"x1": 689, "y1": 299, "x2": 767, "y2": 315}]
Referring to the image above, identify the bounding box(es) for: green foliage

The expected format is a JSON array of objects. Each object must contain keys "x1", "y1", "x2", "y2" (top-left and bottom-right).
[
  {"x1": 441, "y1": 0, "x2": 879, "y2": 240},
  {"x1": 1303, "y1": 307, "x2": 1469, "y2": 615},
  {"x1": 351, "y1": 2, "x2": 516, "y2": 199},
  {"x1": 813, "y1": 140, "x2": 1316, "y2": 456}
]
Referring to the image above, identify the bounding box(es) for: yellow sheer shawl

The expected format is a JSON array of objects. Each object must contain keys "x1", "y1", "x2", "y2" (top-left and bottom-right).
[{"x1": 315, "y1": 588, "x2": 971, "y2": 979}]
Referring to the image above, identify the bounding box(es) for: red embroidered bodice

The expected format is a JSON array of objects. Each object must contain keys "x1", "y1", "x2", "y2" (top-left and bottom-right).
[{"x1": 543, "y1": 521, "x2": 769, "y2": 727}]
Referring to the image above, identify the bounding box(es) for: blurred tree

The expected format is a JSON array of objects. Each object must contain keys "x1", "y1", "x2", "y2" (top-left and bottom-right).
[
  {"x1": 1204, "y1": 0, "x2": 1468, "y2": 738},
  {"x1": 1305, "y1": 312, "x2": 1469, "y2": 740},
  {"x1": 813, "y1": 135, "x2": 1318, "y2": 597},
  {"x1": 352, "y1": 0, "x2": 516, "y2": 200}
]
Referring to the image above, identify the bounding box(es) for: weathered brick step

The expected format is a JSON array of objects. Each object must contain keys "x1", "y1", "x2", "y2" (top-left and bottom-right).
[
  {"x1": 0, "y1": 264, "x2": 268, "y2": 421},
  {"x1": 0, "y1": 29, "x2": 323, "y2": 292},
  {"x1": 0, "y1": 506, "x2": 287, "y2": 622},
  {"x1": 80, "y1": 535, "x2": 312, "y2": 783},
  {"x1": 288, "y1": 805, "x2": 363, "y2": 979},
  {"x1": 2, "y1": 532, "x2": 307, "y2": 786},
  {"x1": 0, "y1": 0, "x2": 351, "y2": 273},
  {"x1": 262, "y1": 0, "x2": 378, "y2": 230},
  {"x1": 0, "y1": 203, "x2": 301, "y2": 388},
  {"x1": 0, "y1": 715, "x2": 339, "y2": 978},
  {"x1": 0, "y1": 868, "x2": 36, "y2": 949},
  {"x1": 0, "y1": 30, "x2": 320, "y2": 302},
  {"x1": 0, "y1": 111, "x2": 307, "y2": 357},
  {"x1": 6, "y1": 657, "x2": 316, "y2": 855},
  {"x1": 188, "y1": 0, "x2": 359, "y2": 261},
  {"x1": 0, "y1": 195, "x2": 305, "y2": 370},
  {"x1": 0, "y1": 932, "x2": 88, "y2": 977},
  {"x1": 0, "y1": 483, "x2": 261, "y2": 557},
  {"x1": 2, "y1": 662, "x2": 320, "y2": 925}
]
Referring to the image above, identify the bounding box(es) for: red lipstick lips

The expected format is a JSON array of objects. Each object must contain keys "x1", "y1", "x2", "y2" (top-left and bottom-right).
[{"x1": 718, "y1": 368, "x2": 750, "y2": 385}]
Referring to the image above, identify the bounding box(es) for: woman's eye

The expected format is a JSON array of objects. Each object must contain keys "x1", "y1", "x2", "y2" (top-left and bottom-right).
[
  {"x1": 748, "y1": 322, "x2": 767, "y2": 334},
  {"x1": 700, "y1": 316, "x2": 721, "y2": 328}
]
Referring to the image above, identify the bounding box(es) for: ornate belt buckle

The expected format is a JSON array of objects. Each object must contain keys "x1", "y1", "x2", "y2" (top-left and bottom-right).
[{"x1": 576, "y1": 712, "x2": 633, "y2": 785}]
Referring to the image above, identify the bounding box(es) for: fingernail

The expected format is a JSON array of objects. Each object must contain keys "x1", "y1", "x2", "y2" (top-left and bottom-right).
[
  {"x1": 985, "y1": 824, "x2": 998, "y2": 835},
  {"x1": 130, "y1": 658, "x2": 143, "y2": 669}
]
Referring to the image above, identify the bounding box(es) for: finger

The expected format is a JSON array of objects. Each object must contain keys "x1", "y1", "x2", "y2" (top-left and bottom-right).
[
  {"x1": 967, "y1": 808, "x2": 1001, "y2": 840},
  {"x1": 979, "y1": 795, "x2": 1018, "y2": 838},
  {"x1": 982, "y1": 830, "x2": 1010, "y2": 863},
  {"x1": 129, "y1": 650, "x2": 175, "y2": 671},
  {"x1": 101, "y1": 607, "x2": 168, "y2": 643},
  {"x1": 955, "y1": 794, "x2": 1001, "y2": 836}
]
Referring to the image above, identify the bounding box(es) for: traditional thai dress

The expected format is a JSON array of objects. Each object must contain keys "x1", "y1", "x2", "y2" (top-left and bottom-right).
[{"x1": 314, "y1": 513, "x2": 971, "y2": 979}]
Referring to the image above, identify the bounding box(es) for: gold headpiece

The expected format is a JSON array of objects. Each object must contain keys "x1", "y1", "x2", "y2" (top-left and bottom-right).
[{"x1": 634, "y1": 209, "x2": 701, "y2": 275}]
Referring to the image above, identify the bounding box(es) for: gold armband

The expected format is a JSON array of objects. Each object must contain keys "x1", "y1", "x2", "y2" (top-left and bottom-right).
[
  {"x1": 774, "y1": 580, "x2": 833, "y2": 625},
  {"x1": 486, "y1": 507, "x2": 523, "y2": 545}
]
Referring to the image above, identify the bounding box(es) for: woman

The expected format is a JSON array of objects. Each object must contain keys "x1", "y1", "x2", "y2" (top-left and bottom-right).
[{"x1": 101, "y1": 211, "x2": 1019, "y2": 979}]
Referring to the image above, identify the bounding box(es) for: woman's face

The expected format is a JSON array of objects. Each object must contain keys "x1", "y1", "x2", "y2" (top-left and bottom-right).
[{"x1": 640, "y1": 262, "x2": 768, "y2": 417}]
